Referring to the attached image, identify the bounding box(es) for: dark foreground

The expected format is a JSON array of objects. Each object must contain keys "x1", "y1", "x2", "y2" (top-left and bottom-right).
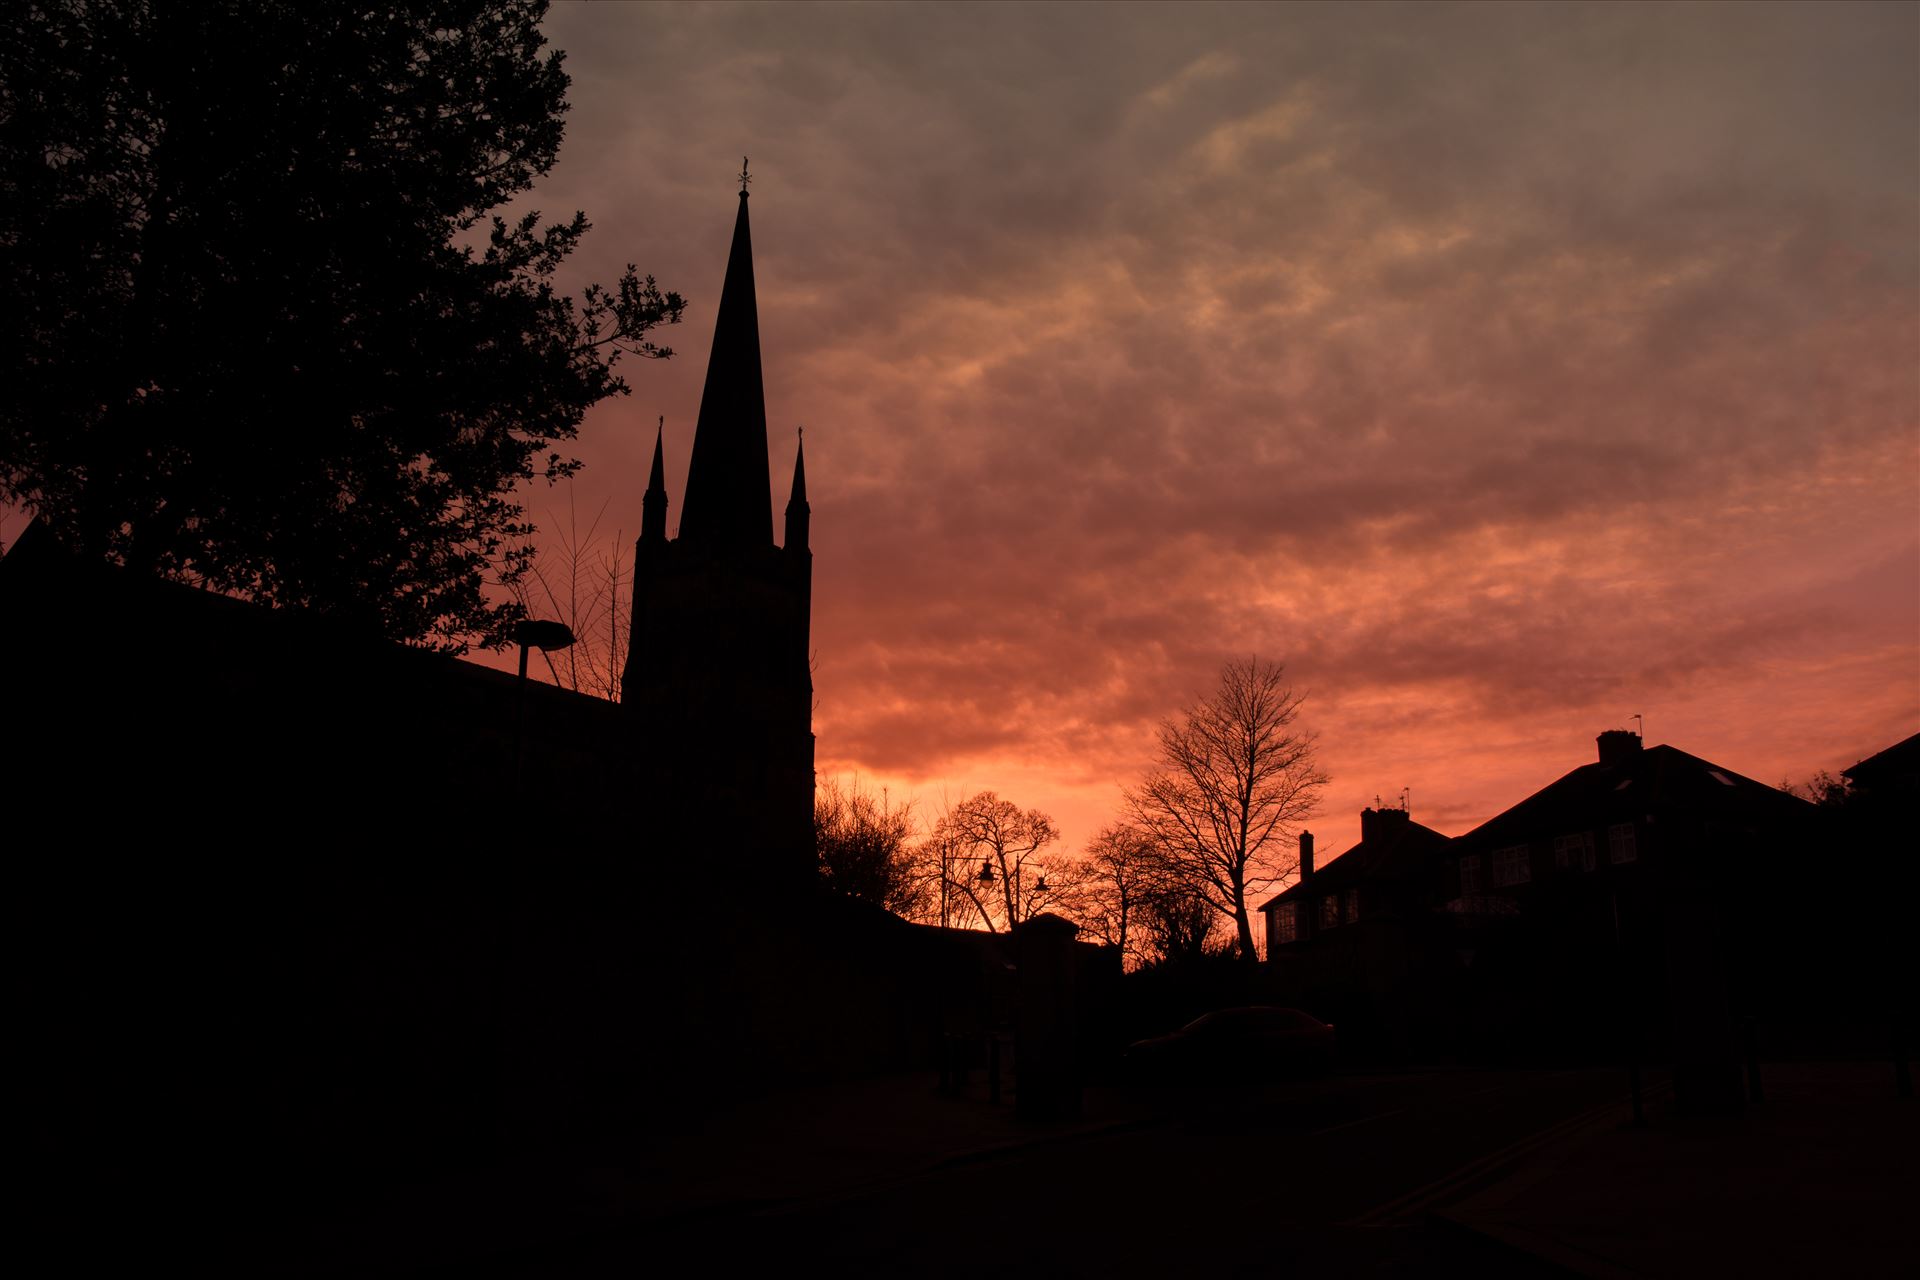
[{"x1": 170, "y1": 1057, "x2": 1906, "y2": 1276}]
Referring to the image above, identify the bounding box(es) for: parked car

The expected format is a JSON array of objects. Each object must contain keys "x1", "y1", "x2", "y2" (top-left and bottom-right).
[{"x1": 1124, "y1": 1006, "x2": 1336, "y2": 1083}]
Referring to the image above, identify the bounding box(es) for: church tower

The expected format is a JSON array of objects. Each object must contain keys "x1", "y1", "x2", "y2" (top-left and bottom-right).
[{"x1": 622, "y1": 176, "x2": 815, "y2": 885}]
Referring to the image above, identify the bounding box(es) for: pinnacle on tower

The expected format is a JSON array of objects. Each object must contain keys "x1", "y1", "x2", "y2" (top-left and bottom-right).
[
  {"x1": 785, "y1": 428, "x2": 809, "y2": 553},
  {"x1": 641, "y1": 416, "x2": 669, "y2": 544}
]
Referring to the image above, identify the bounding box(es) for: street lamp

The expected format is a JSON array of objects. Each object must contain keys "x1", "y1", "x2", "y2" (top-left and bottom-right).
[
  {"x1": 976, "y1": 859, "x2": 1050, "y2": 926},
  {"x1": 512, "y1": 618, "x2": 576, "y2": 791},
  {"x1": 515, "y1": 618, "x2": 577, "y2": 666}
]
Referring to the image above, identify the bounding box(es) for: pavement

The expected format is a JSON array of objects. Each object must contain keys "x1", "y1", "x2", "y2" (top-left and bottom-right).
[
  {"x1": 294, "y1": 1058, "x2": 1914, "y2": 1275},
  {"x1": 1428, "y1": 1060, "x2": 1918, "y2": 1277},
  {"x1": 306, "y1": 1069, "x2": 1156, "y2": 1275}
]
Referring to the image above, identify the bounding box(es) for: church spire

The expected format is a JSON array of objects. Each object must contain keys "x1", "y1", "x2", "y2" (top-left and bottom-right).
[
  {"x1": 641, "y1": 416, "x2": 669, "y2": 544},
  {"x1": 784, "y1": 428, "x2": 809, "y2": 552},
  {"x1": 678, "y1": 179, "x2": 772, "y2": 552}
]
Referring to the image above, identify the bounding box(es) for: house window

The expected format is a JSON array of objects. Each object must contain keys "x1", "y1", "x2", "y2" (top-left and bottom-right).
[
  {"x1": 1345, "y1": 889, "x2": 1361, "y2": 923},
  {"x1": 1555, "y1": 832, "x2": 1595, "y2": 872},
  {"x1": 1492, "y1": 844, "x2": 1532, "y2": 887},
  {"x1": 1609, "y1": 822, "x2": 1638, "y2": 864},
  {"x1": 1319, "y1": 895, "x2": 1341, "y2": 929},
  {"x1": 1459, "y1": 855, "x2": 1482, "y2": 895},
  {"x1": 1273, "y1": 903, "x2": 1298, "y2": 945}
]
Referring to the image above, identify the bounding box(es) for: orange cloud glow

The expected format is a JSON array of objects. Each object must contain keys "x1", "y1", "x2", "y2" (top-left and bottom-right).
[{"x1": 484, "y1": 2, "x2": 1918, "y2": 863}]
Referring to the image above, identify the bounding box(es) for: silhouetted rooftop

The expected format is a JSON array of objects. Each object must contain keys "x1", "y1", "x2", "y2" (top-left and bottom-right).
[
  {"x1": 1842, "y1": 730, "x2": 1920, "y2": 795},
  {"x1": 1452, "y1": 741, "x2": 1814, "y2": 853},
  {"x1": 1258, "y1": 811, "x2": 1450, "y2": 911}
]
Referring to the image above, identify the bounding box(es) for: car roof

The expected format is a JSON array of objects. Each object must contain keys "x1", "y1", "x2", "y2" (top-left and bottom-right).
[{"x1": 1185, "y1": 1006, "x2": 1322, "y2": 1028}]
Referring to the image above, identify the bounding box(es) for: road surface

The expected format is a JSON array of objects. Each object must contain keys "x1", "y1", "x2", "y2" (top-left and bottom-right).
[{"x1": 514, "y1": 1066, "x2": 1639, "y2": 1276}]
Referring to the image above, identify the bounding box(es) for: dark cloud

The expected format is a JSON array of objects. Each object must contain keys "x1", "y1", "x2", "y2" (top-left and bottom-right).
[{"x1": 499, "y1": 1, "x2": 1918, "y2": 855}]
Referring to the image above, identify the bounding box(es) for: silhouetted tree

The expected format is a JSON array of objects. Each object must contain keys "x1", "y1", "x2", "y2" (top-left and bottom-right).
[
  {"x1": 815, "y1": 775, "x2": 922, "y2": 916},
  {"x1": 0, "y1": 0, "x2": 683, "y2": 650},
  {"x1": 924, "y1": 792, "x2": 1067, "y2": 932},
  {"x1": 1137, "y1": 883, "x2": 1232, "y2": 967},
  {"x1": 1058, "y1": 822, "x2": 1168, "y2": 971},
  {"x1": 1061, "y1": 822, "x2": 1237, "y2": 968},
  {"x1": 1780, "y1": 770, "x2": 1852, "y2": 808},
  {"x1": 1127, "y1": 657, "x2": 1327, "y2": 962}
]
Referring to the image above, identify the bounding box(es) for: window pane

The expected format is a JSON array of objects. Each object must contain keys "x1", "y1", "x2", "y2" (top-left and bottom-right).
[
  {"x1": 1276, "y1": 905, "x2": 1297, "y2": 944},
  {"x1": 1493, "y1": 844, "x2": 1532, "y2": 886},
  {"x1": 1609, "y1": 823, "x2": 1637, "y2": 863},
  {"x1": 1552, "y1": 832, "x2": 1595, "y2": 872}
]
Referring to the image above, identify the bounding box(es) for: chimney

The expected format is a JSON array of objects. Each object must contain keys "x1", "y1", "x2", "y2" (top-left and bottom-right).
[
  {"x1": 1359, "y1": 805, "x2": 1410, "y2": 845},
  {"x1": 1598, "y1": 729, "x2": 1643, "y2": 768},
  {"x1": 1298, "y1": 830, "x2": 1315, "y2": 883}
]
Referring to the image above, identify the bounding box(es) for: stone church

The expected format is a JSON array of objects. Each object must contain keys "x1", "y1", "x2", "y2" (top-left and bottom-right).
[{"x1": 621, "y1": 181, "x2": 816, "y2": 884}]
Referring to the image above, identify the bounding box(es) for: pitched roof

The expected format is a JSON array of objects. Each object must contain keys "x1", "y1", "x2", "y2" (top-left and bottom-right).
[
  {"x1": 1452, "y1": 742, "x2": 1813, "y2": 853},
  {"x1": 1258, "y1": 814, "x2": 1450, "y2": 912},
  {"x1": 1842, "y1": 731, "x2": 1920, "y2": 794}
]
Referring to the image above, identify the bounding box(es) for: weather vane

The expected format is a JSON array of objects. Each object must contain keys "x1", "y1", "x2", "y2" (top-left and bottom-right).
[{"x1": 738, "y1": 156, "x2": 752, "y2": 193}]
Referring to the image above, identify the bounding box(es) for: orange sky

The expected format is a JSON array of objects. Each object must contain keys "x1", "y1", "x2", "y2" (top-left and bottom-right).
[{"x1": 477, "y1": 2, "x2": 1918, "y2": 867}]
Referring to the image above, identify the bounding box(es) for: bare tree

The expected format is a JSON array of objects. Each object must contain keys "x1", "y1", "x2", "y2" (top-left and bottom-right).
[
  {"x1": 923, "y1": 792, "x2": 1067, "y2": 932},
  {"x1": 815, "y1": 775, "x2": 923, "y2": 916},
  {"x1": 1060, "y1": 821, "x2": 1241, "y2": 969},
  {"x1": 511, "y1": 482, "x2": 629, "y2": 701},
  {"x1": 1057, "y1": 822, "x2": 1165, "y2": 970},
  {"x1": 1127, "y1": 657, "x2": 1327, "y2": 962}
]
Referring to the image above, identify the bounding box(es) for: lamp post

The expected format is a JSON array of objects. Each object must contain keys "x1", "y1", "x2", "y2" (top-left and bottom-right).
[
  {"x1": 976, "y1": 856, "x2": 1050, "y2": 929},
  {"x1": 512, "y1": 618, "x2": 576, "y2": 792},
  {"x1": 973, "y1": 856, "x2": 1059, "y2": 1108}
]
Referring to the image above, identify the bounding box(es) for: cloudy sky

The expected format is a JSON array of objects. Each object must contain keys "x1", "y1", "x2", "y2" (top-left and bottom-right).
[{"x1": 492, "y1": 1, "x2": 1918, "y2": 862}]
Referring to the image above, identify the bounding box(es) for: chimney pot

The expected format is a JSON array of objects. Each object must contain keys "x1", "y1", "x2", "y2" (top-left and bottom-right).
[
  {"x1": 1359, "y1": 805, "x2": 1410, "y2": 844},
  {"x1": 1598, "y1": 729, "x2": 1644, "y2": 767},
  {"x1": 1299, "y1": 830, "x2": 1315, "y2": 883}
]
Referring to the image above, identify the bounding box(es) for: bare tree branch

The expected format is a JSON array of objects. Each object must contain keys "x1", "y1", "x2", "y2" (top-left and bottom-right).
[
  {"x1": 919, "y1": 791, "x2": 1065, "y2": 933},
  {"x1": 1126, "y1": 657, "x2": 1327, "y2": 961}
]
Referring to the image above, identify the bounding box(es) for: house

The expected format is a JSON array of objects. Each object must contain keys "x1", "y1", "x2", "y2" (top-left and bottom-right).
[
  {"x1": 1257, "y1": 805, "x2": 1455, "y2": 1052},
  {"x1": 1259, "y1": 805, "x2": 1451, "y2": 953},
  {"x1": 1828, "y1": 731, "x2": 1918, "y2": 1072},
  {"x1": 1842, "y1": 730, "x2": 1920, "y2": 803},
  {"x1": 1257, "y1": 731, "x2": 1830, "y2": 1082},
  {"x1": 1447, "y1": 729, "x2": 1817, "y2": 1108},
  {"x1": 1444, "y1": 729, "x2": 1809, "y2": 899}
]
